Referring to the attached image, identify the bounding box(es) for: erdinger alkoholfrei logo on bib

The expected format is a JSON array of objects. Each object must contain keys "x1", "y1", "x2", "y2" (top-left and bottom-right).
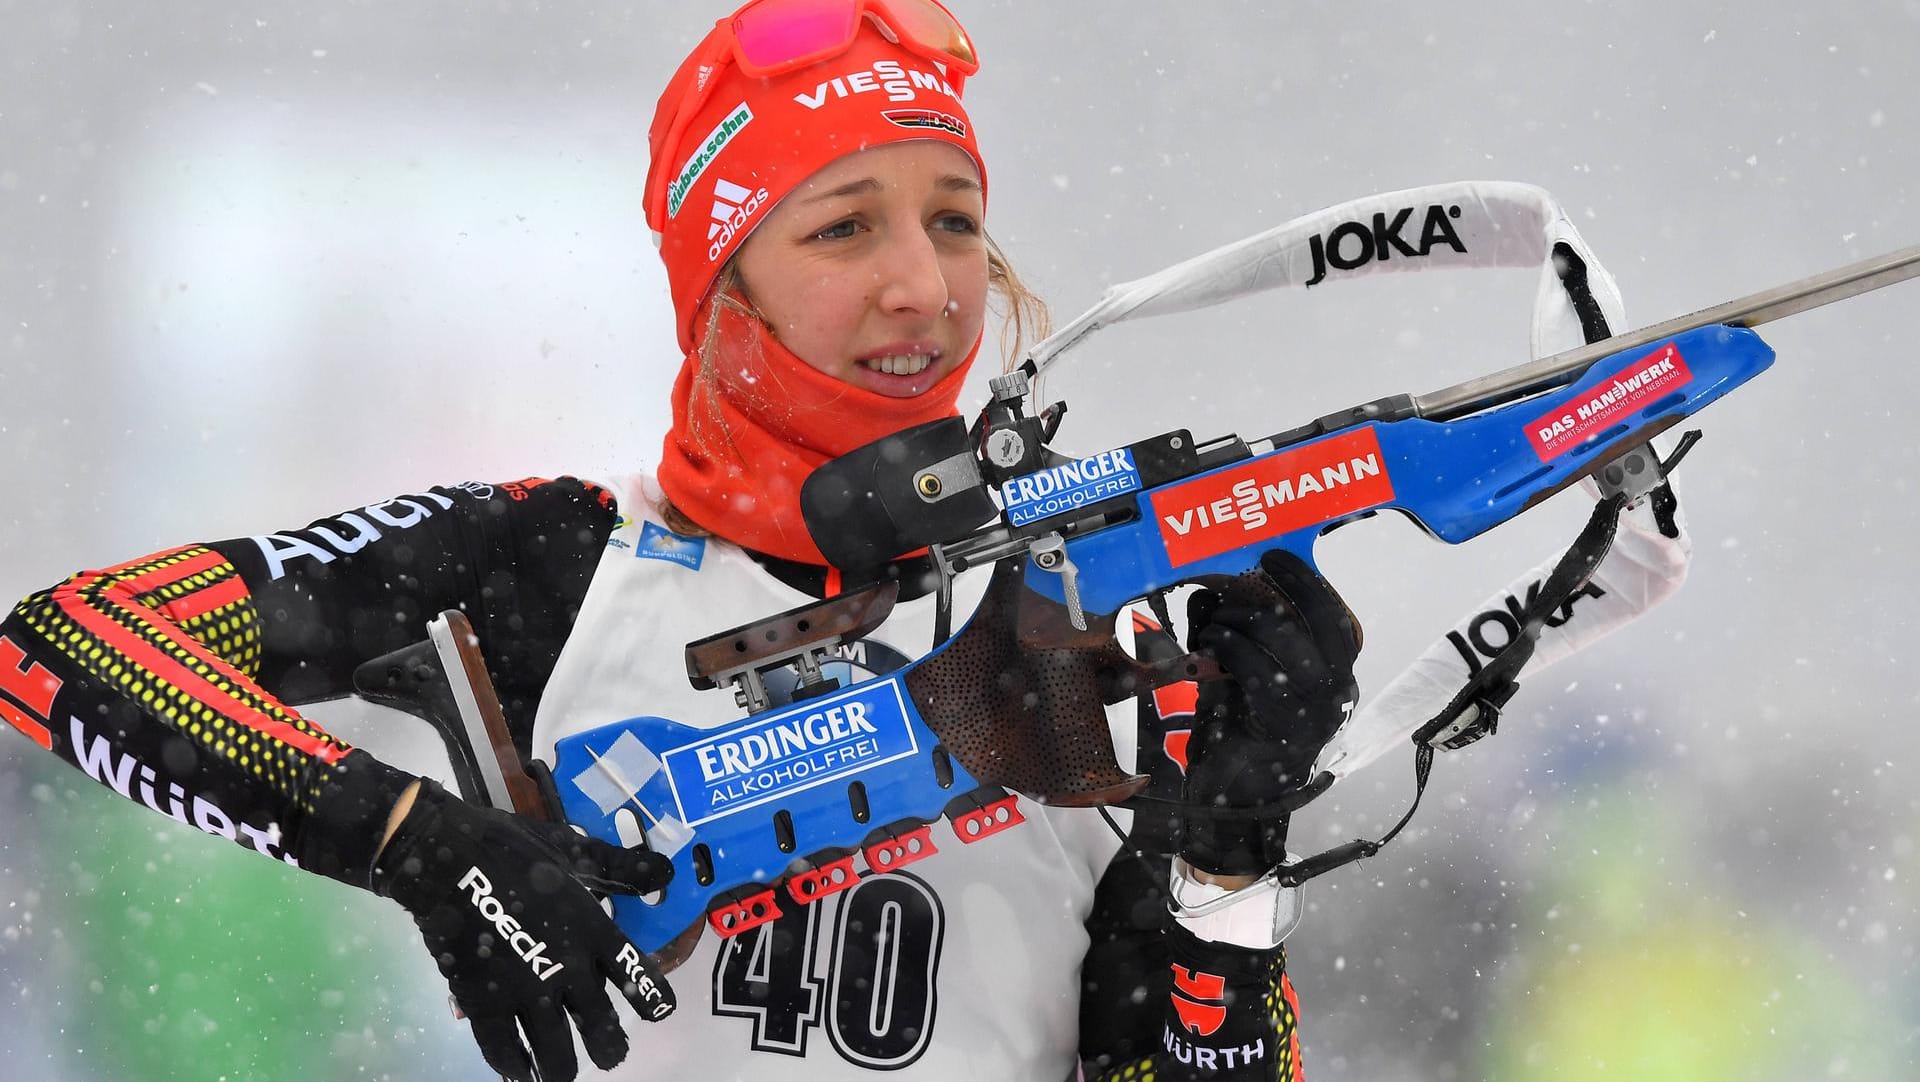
[
  {"x1": 1001, "y1": 449, "x2": 1142, "y2": 527},
  {"x1": 661, "y1": 679, "x2": 919, "y2": 825}
]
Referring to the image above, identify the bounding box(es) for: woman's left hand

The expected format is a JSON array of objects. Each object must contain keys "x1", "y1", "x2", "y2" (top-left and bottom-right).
[{"x1": 1180, "y1": 551, "x2": 1361, "y2": 877}]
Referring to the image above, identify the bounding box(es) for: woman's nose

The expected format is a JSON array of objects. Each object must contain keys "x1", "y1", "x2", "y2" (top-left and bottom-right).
[{"x1": 874, "y1": 227, "x2": 950, "y2": 318}]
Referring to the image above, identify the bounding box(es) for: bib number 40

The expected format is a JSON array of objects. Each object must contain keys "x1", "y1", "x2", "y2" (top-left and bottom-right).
[{"x1": 713, "y1": 870, "x2": 944, "y2": 1069}]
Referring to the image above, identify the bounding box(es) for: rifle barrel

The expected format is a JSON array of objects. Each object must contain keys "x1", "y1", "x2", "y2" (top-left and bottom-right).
[{"x1": 1415, "y1": 244, "x2": 1920, "y2": 422}]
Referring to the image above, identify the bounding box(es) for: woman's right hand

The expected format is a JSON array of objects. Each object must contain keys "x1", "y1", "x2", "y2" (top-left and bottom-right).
[{"x1": 370, "y1": 778, "x2": 677, "y2": 1082}]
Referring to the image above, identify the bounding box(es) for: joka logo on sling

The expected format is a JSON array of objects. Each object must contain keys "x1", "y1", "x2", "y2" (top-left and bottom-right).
[
  {"x1": 707, "y1": 177, "x2": 771, "y2": 261},
  {"x1": 662, "y1": 679, "x2": 919, "y2": 825},
  {"x1": 1527, "y1": 343, "x2": 1694, "y2": 461},
  {"x1": 1151, "y1": 428, "x2": 1394, "y2": 567},
  {"x1": 1305, "y1": 203, "x2": 1467, "y2": 286},
  {"x1": 1447, "y1": 578, "x2": 1608, "y2": 675},
  {"x1": 667, "y1": 102, "x2": 753, "y2": 218}
]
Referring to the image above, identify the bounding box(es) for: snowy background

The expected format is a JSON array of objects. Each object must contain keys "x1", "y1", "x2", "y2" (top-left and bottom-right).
[{"x1": 3, "y1": 1, "x2": 1917, "y2": 1079}]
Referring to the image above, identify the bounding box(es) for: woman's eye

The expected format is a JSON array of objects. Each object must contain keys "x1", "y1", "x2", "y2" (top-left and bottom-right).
[
  {"x1": 935, "y1": 213, "x2": 978, "y2": 235},
  {"x1": 815, "y1": 219, "x2": 858, "y2": 240}
]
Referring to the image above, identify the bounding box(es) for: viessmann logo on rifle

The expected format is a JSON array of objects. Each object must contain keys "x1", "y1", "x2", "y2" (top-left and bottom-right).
[
  {"x1": 1526, "y1": 343, "x2": 1695, "y2": 461},
  {"x1": 1001, "y1": 449, "x2": 1142, "y2": 527},
  {"x1": 1151, "y1": 428, "x2": 1395, "y2": 566},
  {"x1": 662, "y1": 680, "x2": 920, "y2": 825}
]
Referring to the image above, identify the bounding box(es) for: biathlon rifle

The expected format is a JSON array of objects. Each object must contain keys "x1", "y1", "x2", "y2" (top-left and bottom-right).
[{"x1": 365, "y1": 183, "x2": 1920, "y2": 973}]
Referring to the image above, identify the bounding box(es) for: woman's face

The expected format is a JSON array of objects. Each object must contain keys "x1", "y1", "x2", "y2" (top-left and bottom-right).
[{"x1": 733, "y1": 141, "x2": 988, "y2": 399}]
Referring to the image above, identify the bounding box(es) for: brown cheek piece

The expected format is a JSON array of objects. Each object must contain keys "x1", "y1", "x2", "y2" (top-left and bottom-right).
[{"x1": 905, "y1": 561, "x2": 1218, "y2": 806}]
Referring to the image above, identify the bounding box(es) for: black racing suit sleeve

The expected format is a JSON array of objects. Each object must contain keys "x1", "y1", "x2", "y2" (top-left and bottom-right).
[
  {"x1": 1080, "y1": 615, "x2": 1305, "y2": 1082},
  {"x1": 0, "y1": 476, "x2": 617, "y2": 889}
]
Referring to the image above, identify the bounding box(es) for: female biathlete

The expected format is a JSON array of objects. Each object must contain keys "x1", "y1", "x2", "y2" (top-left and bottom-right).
[{"x1": 5, "y1": 2, "x2": 1678, "y2": 1079}]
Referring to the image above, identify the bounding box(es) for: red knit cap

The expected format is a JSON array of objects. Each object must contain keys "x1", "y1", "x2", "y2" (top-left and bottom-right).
[{"x1": 644, "y1": 12, "x2": 985, "y2": 352}]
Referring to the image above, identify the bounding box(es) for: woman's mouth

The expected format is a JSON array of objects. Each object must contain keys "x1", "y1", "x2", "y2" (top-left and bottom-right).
[
  {"x1": 859, "y1": 353, "x2": 934, "y2": 376},
  {"x1": 851, "y1": 350, "x2": 946, "y2": 397}
]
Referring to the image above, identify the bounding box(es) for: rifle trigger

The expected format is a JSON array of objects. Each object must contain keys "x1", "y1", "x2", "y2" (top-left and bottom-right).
[{"x1": 1030, "y1": 534, "x2": 1087, "y2": 630}]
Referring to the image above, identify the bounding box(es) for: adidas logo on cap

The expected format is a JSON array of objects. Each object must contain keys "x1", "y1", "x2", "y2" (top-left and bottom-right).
[{"x1": 706, "y1": 177, "x2": 771, "y2": 262}]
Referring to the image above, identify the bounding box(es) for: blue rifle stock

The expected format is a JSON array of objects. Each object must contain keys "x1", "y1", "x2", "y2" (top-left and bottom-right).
[{"x1": 545, "y1": 324, "x2": 1771, "y2": 962}]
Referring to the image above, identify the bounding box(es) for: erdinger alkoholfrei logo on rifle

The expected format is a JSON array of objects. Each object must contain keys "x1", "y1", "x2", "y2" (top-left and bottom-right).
[
  {"x1": 1526, "y1": 342, "x2": 1694, "y2": 461},
  {"x1": 1151, "y1": 428, "x2": 1394, "y2": 567},
  {"x1": 661, "y1": 679, "x2": 919, "y2": 825},
  {"x1": 1001, "y1": 449, "x2": 1141, "y2": 527}
]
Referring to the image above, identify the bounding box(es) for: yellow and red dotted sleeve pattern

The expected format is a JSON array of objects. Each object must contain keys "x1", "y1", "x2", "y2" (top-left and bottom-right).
[
  {"x1": 1271, "y1": 967, "x2": 1304, "y2": 1082},
  {"x1": 10, "y1": 543, "x2": 352, "y2": 813},
  {"x1": 1, "y1": 477, "x2": 620, "y2": 886}
]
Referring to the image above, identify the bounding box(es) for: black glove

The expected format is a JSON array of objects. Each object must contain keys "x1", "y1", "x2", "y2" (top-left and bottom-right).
[
  {"x1": 371, "y1": 779, "x2": 677, "y2": 1082},
  {"x1": 1182, "y1": 551, "x2": 1361, "y2": 876}
]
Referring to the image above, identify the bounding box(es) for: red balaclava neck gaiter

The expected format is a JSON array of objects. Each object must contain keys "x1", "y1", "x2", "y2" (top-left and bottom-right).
[{"x1": 658, "y1": 298, "x2": 981, "y2": 566}]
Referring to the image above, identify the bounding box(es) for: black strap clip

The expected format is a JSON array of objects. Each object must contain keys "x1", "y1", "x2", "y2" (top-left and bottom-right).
[{"x1": 1419, "y1": 694, "x2": 1505, "y2": 753}]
